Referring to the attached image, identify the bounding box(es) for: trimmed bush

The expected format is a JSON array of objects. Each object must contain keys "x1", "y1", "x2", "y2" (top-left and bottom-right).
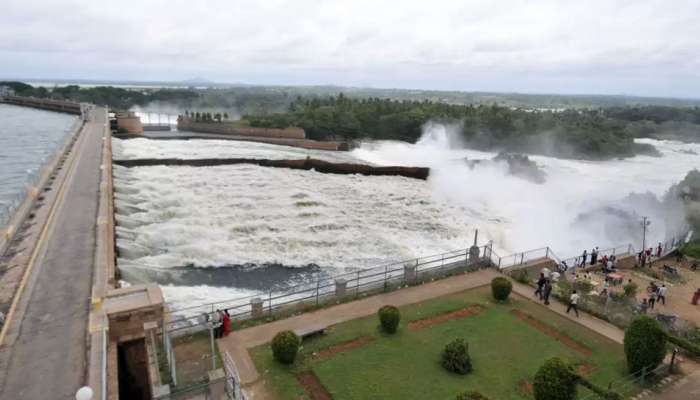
[
  {"x1": 378, "y1": 305, "x2": 401, "y2": 334},
  {"x1": 624, "y1": 316, "x2": 667, "y2": 374},
  {"x1": 441, "y1": 338, "x2": 472, "y2": 374},
  {"x1": 455, "y1": 391, "x2": 490, "y2": 400},
  {"x1": 491, "y1": 277, "x2": 512, "y2": 301},
  {"x1": 271, "y1": 330, "x2": 301, "y2": 364},
  {"x1": 623, "y1": 282, "x2": 638, "y2": 297},
  {"x1": 533, "y1": 357, "x2": 578, "y2": 400}
]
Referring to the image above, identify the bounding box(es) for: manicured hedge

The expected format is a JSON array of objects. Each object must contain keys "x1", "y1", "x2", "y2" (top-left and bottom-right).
[
  {"x1": 378, "y1": 305, "x2": 401, "y2": 334},
  {"x1": 623, "y1": 316, "x2": 667, "y2": 374},
  {"x1": 271, "y1": 330, "x2": 301, "y2": 364},
  {"x1": 533, "y1": 357, "x2": 578, "y2": 400},
  {"x1": 442, "y1": 338, "x2": 472, "y2": 374},
  {"x1": 491, "y1": 277, "x2": 512, "y2": 301}
]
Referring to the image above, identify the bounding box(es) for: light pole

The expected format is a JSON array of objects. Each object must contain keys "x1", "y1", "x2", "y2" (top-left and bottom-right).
[{"x1": 641, "y1": 216, "x2": 651, "y2": 252}]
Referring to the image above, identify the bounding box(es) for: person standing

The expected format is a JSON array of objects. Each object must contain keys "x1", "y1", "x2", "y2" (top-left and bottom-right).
[
  {"x1": 566, "y1": 290, "x2": 580, "y2": 317},
  {"x1": 543, "y1": 279, "x2": 553, "y2": 305},
  {"x1": 535, "y1": 273, "x2": 546, "y2": 300},
  {"x1": 222, "y1": 310, "x2": 232, "y2": 337},
  {"x1": 656, "y1": 243, "x2": 663, "y2": 258},
  {"x1": 600, "y1": 278, "x2": 610, "y2": 296},
  {"x1": 648, "y1": 291, "x2": 656, "y2": 310},
  {"x1": 590, "y1": 248, "x2": 597, "y2": 266},
  {"x1": 212, "y1": 309, "x2": 223, "y2": 338},
  {"x1": 657, "y1": 285, "x2": 667, "y2": 305},
  {"x1": 581, "y1": 250, "x2": 588, "y2": 267},
  {"x1": 640, "y1": 298, "x2": 649, "y2": 314}
]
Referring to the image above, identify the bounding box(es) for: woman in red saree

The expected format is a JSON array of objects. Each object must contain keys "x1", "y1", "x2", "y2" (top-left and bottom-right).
[{"x1": 222, "y1": 310, "x2": 232, "y2": 336}]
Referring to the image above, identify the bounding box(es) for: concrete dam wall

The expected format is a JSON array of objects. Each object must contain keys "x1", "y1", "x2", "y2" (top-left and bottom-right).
[{"x1": 113, "y1": 157, "x2": 430, "y2": 180}]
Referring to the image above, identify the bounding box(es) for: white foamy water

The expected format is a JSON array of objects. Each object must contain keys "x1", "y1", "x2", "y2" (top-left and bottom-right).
[
  {"x1": 112, "y1": 136, "x2": 361, "y2": 163},
  {"x1": 113, "y1": 126, "x2": 700, "y2": 309}
]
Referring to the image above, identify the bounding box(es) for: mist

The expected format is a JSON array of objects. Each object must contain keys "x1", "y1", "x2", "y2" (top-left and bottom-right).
[{"x1": 352, "y1": 122, "x2": 697, "y2": 257}]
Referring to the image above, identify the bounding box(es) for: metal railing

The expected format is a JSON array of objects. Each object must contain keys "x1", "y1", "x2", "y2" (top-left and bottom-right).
[
  {"x1": 578, "y1": 362, "x2": 671, "y2": 400},
  {"x1": 164, "y1": 246, "x2": 489, "y2": 334}
]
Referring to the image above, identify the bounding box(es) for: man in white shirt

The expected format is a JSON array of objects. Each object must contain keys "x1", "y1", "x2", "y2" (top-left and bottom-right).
[
  {"x1": 657, "y1": 285, "x2": 667, "y2": 305},
  {"x1": 566, "y1": 290, "x2": 580, "y2": 317}
]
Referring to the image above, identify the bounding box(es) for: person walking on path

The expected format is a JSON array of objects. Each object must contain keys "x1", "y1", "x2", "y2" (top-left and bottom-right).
[
  {"x1": 581, "y1": 250, "x2": 588, "y2": 267},
  {"x1": 543, "y1": 279, "x2": 553, "y2": 305},
  {"x1": 649, "y1": 291, "x2": 656, "y2": 310},
  {"x1": 590, "y1": 248, "x2": 597, "y2": 266},
  {"x1": 566, "y1": 290, "x2": 580, "y2": 317},
  {"x1": 535, "y1": 273, "x2": 546, "y2": 300},
  {"x1": 657, "y1": 285, "x2": 667, "y2": 305},
  {"x1": 656, "y1": 243, "x2": 663, "y2": 258}
]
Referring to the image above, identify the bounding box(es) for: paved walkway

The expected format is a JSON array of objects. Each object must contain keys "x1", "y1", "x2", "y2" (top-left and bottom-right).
[{"x1": 0, "y1": 110, "x2": 105, "y2": 399}]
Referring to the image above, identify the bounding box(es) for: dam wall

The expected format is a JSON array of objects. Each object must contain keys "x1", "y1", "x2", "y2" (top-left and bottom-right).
[
  {"x1": 178, "y1": 118, "x2": 306, "y2": 139},
  {"x1": 176, "y1": 118, "x2": 350, "y2": 151},
  {"x1": 0, "y1": 95, "x2": 82, "y2": 115},
  {"x1": 113, "y1": 157, "x2": 430, "y2": 180}
]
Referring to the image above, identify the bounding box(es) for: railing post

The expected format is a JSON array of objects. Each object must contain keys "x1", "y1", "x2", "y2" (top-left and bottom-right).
[
  {"x1": 315, "y1": 280, "x2": 320, "y2": 306},
  {"x1": 268, "y1": 291, "x2": 272, "y2": 315},
  {"x1": 498, "y1": 257, "x2": 502, "y2": 268},
  {"x1": 384, "y1": 265, "x2": 388, "y2": 291},
  {"x1": 546, "y1": 247, "x2": 549, "y2": 258},
  {"x1": 520, "y1": 253, "x2": 524, "y2": 265}
]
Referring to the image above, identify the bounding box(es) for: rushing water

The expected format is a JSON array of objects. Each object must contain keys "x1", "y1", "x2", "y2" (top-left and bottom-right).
[
  {"x1": 0, "y1": 104, "x2": 77, "y2": 227},
  {"x1": 112, "y1": 125, "x2": 700, "y2": 310}
]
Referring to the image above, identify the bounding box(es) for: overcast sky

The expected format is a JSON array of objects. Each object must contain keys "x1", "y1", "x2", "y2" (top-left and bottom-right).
[{"x1": 1, "y1": 0, "x2": 699, "y2": 98}]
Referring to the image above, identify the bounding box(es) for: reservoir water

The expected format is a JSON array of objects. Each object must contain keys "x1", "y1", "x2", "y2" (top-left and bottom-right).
[
  {"x1": 112, "y1": 125, "x2": 700, "y2": 311},
  {"x1": 0, "y1": 104, "x2": 78, "y2": 227}
]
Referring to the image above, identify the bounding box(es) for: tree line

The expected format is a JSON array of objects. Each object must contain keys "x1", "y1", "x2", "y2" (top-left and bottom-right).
[{"x1": 243, "y1": 94, "x2": 695, "y2": 159}]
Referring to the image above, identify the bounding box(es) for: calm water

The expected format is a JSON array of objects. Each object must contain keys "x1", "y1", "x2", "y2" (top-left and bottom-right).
[{"x1": 0, "y1": 104, "x2": 77, "y2": 226}]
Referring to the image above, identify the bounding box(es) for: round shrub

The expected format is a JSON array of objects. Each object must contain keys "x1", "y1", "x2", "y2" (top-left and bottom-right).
[
  {"x1": 442, "y1": 338, "x2": 472, "y2": 374},
  {"x1": 624, "y1": 316, "x2": 667, "y2": 374},
  {"x1": 533, "y1": 357, "x2": 578, "y2": 400},
  {"x1": 378, "y1": 305, "x2": 400, "y2": 334},
  {"x1": 491, "y1": 277, "x2": 512, "y2": 301},
  {"x1": 455, "y1": 391, "x2": 490, "y2": 400},
  {"x1": 623, "y1": 282, "x2": 638, "y2": 297},
  {"x1": 271, "y1": 330, "x2": 301, "y2": 364}
]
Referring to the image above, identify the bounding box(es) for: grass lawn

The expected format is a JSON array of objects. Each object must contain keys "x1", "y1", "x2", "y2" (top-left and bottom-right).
[{"x1": 251, "y1": 286, "x2": 635, "y2": 400}]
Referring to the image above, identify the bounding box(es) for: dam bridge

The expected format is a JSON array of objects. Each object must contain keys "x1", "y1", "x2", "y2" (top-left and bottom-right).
[{"x1": 0, "y1": 94, "x2": 693, "y2": 399}]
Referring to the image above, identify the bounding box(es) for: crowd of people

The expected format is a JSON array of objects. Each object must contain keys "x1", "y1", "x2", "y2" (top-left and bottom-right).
[
  {"x1": 639, "y1": 282, "x2": 668, "y2": 314},
  {"x1": 636, "y1": 243, "x2": 664, "y2": 268}
]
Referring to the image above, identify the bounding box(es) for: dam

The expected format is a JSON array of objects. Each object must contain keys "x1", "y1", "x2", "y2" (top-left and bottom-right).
[{"x1": 0, "y1": 94, "x2": 697, "y2": 400}]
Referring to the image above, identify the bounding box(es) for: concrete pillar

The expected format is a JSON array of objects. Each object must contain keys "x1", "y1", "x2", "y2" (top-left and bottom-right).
[
  {"x1": 207, "y1": 368, "x2": 226, "y2": 400},
  {"x1": 468, "y1": 245, "x2": 480, "y2": 264},
  {"x1": 250, "y1": 297, "x2": 263, "y2": 319},
  {"x1": 404, "y1": 263, "x2": 417, "y2": 284},
  {"x1": 335, "y1": 278, "x2": 347, "y2": 298}
]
